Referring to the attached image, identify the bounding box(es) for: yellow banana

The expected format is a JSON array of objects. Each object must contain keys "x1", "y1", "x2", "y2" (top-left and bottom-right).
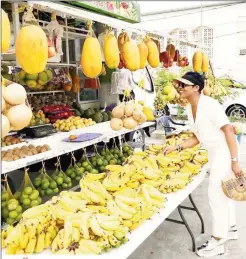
[
  {"x1": 51, "y1": 235, "x2": 59, "y2": 253},
  {"x1": 79, "y1": 239, "x2": 103, "y2": 254},
  {"x1": 141, "y1": 167, "x2": 160, "y2": 180},
  {"x1": 44, "y1": 232, "x2": 52, "y2": 248},
  {"x1": 82, "y1": 172, "x2": 106, "y2": 182},
  {"x1": 25, "y1": 236, "x2": 37, "y2": 254},
  {"x1": 115, "y1": 198, "x2": 136, "y2": 214},
  {"x1": 86, "y1": 205, "x2": 109, "y2": 214},
  {"x1": 116, "y1": 195, "x2": 138, "y2": 206},
  {"x1": 63, "y1": 218, "x2": 73, "y2": 248},
  {"x1": 89, "y1": 215, "x2": 106, "y2": 237},
  {"x1": 71, "y1": 212, "x2": 91, "y2": 240},
  {"x1": 96, "y1": 215, "x2": 121, "y2": 231},
  {"x1": 34, "y1": 232, "x2": 45, "y2": 253},
  {"x1": 15, "y1": 247, "x2": 25, "y2": 254},
  {"x1": 86, "y1": 182, "x2": 112, "y2": 200},
  {"x1": 6, "y1": 245, "x2": 18, "y2": 255},
  {"x1": 108, "y1": 235, "x2": 121, "y2": 247},
  {"x1": 127, "y1": 180, "x2": 140, "y2": 189},
  {"x1": 143, "y1": 184, "x2": 164, "y2": 202},
  {"x1": 151, "y1": 198, "x2": 164, "y2": 208},
  {"x1": 71, "y1": 227, "x2": 80, "y2": 243},
  {"x1": 134, "y1": 151, "x2": 148, "y2": 156},
  {"x1": 83, "y1": 187, "x2": 106, "y2": 205},
  {"x1": 141, "y1": 186, "x2": 152, "y2": 208}
]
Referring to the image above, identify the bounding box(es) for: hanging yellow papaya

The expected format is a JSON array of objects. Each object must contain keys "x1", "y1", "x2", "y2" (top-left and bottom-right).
[
  {"x1": 118, "y1": 32, "x2": 130, "y2": 54},
  {"x1": 81, "y1": 36, "x2": 102, "y2": 78},
  {"x1": 201, "y1": 52, "x2": 209, "y2": 72},
  {"x1": 145, "y1": 39, "x2": 160, "y2": 68},
  {"x1": 138, "y1": 41, "x2": 148, "y2": 69},
  {"x1": 103, "y1": 33, "x2": 120, "y2": 69},
  {"x1": 1, "y1": 9, "x2": 11, "y2": 53},
  {"x1": 122, "y1": 40, "x2": 140, "y2": 71},
  {"x1": 16, "y1": 25, "x2": 48, "y2": 74},
  {"x1": 192, "y1": 51, "x2": 203, "y2": 72},
  {"x1": 166, "y1": 43, "x2": 176, "y2": 59}
]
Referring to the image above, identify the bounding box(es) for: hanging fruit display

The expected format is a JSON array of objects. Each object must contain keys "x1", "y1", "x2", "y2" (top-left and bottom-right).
[
  {"x1": 144, "y1": 37, "x2": 160, "y2": 68},
  {"x1": 138, "y1": 41, "x2": 148, "y2": 69},
  {"x1": 103, "y1": 30, "x2": 120, "y2": 69},
  {"x1": 122, "y1": 38, "x2": 140, "y2": 71},
  {"x1": 16, "y1": 25, "x2": 48, "y2": 74},
  {"x1": 81, "y1": 22, "x2": 102, "y2": 78},
  {"x1": 117, "y1": 31, "x2": 130, "y2": 54},
  {"x1": 192, "y1": 50, "x2": 209, "y2": 73},
  {"x1": 1, "y1": 9, "x2": 11, "y2": 53}
]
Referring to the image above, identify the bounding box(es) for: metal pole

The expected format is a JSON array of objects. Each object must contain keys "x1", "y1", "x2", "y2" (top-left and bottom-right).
[
  {"x1": 200, "y1": 1, "x2": 203, "y2": 49},
  {"x1": 65, "y1": 17, "x2": 70, "y2": 64}
]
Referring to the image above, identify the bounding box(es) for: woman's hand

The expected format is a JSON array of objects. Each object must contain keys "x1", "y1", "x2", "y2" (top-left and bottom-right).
[
  {"x1": 163, "y1": 146, "x2": 177, "y2": 155},
  {"x1": 231, "y1": 161, "x2": 243, "y2": 178}
]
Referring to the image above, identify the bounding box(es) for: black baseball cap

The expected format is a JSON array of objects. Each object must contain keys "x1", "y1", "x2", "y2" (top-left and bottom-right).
[{"x1": 175, "y1": 72, "x2": 204, "y2": 91}]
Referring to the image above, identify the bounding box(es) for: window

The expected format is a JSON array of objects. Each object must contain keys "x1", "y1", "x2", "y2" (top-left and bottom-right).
[
  {"x1": 192, "y1": 26, "x2": 213, "y2": 59},
  {"x1": 170, "y1": 29, "x2": 188, "y2": 57}
]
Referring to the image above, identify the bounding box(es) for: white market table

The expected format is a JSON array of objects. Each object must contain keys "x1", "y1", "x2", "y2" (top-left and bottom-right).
[
  {"x1": 2, "y1": 121, "x2": 156, "y2": 174},
  {"x1": 2, "y1": 166, "x2": 208, "y2": 259}
]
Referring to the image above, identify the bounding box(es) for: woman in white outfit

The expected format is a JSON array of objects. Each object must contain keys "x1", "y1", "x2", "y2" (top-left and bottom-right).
[{"x1": 164, "y1": 72, "x2": 243, "y2": 257}]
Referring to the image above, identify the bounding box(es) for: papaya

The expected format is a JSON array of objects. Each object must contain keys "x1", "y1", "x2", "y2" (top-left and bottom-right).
[
  {"x1": 103, "y1": 33, "x2": 120, "y2": 69},
  {"x1": 201, "y1": 52, "x2": 209, "y2": 73},
  {"x1": 16, "y1": 25, "x2": 48, "y2": 74},
  {"x1": 122, "y1": 40, "x2": 140, "y2": 71},
  {"x1": 1, "y1": 9, "x2": 11, "y2": 53},
  {"x1": 118, "y1": 32, "x2": 130, "y2": 54},
  {"x1": 81, "y1": 36, "x2": 102, "y2": 78},
  {"x1": 192, "y1": 51, "x2": 203, "y2": 72},
  {"x1": 145, "y1": 39, "x2": 160, "y2": 68},
  {"x1": 138, "y1": 41, "x2": 148, "y2": 69}
]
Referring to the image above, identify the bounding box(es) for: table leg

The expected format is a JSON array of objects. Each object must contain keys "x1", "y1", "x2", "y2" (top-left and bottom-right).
[{"x1": 189, "y1": 194, "x2": 205, "y2": 234}]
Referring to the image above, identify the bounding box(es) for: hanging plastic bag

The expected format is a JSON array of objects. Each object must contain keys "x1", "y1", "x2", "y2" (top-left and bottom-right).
[
  {"x1": 15, "y1": 168, "x2": 42, "y2": 212},
  {"x1": 46, "y1": 11, "x2": 64, "y2": 62},
  {"x1": 51, "y1": 157, "x2": 72, "y2": 190},
  {"x1": 1, "y1": 176, "x2": 23, "y2": 225},
  {"x1": 65, "y1": 152, "x2": 85, "y2": 183},
  {"x1": 33, "y1": 162, "x2": 59, "y2": 197}
]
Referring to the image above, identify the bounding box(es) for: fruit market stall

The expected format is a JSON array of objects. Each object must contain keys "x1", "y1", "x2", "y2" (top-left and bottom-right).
[{"x1": 1, "y1": 1, "x2": 213, "y2": 257}]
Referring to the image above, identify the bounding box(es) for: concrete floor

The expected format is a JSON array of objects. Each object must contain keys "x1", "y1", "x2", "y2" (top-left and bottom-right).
[{"x1": 129, "y1": 136, "x2": 246, "y2": 259}]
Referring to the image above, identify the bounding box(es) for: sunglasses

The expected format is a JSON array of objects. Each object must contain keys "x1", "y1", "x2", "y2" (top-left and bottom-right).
[{"x1": 178, "y1": 83, "x2": 193, "y2": 88}]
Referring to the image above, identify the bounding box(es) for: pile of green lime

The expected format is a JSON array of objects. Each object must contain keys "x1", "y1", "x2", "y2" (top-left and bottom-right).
[
  {"x1": 122, "y1": 144, "x2": 134, "y2": 158},
  {"x1": 65, "y1": 164, "x2": 85, "y2": 182},
  {"x1": 33, "y1": 176, "x2": 59, "y2": 197},
  {"x1": 1, "y1": 191, "x2": 23, "y2": 225},
  {"x1": 14, "y1": 186, "x2": 42, "y2": 211},
  {"x1": 51, "y1": 171, "x2": 73, "y2": 189},
  {"x1": 77, "y1": 158, "x2": 100, "y2": 174}
]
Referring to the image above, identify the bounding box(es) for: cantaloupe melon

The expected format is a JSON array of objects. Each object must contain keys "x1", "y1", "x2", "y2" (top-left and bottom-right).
[
  {"x1": 3, "y1": 83, "x2": 27, "y2": 105},
  {"x1": 110, "y1": 118, "x2": 123, "y2": 131},
  {"x1": 2, "y1": 115, "x2": 10, "y2": 138}
]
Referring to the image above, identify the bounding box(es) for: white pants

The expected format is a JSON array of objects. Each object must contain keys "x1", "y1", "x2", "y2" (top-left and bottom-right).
[{"x1": 207, "y1": 144, "x2": 237, "y2": 239}]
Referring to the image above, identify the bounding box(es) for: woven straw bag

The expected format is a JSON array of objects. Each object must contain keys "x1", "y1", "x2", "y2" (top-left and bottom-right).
[{"x1": 222, "y1": 169, "x2": 246, "y2": 201}]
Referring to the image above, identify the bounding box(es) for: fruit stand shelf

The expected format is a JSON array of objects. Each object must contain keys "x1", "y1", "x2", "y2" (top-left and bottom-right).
[
  {"x1": 4, "y1": 168, "x2": 207, "y2": 258},
  {"x1": 1, "y1": 60, "x2": 78, "y2": 68},
  {"x1": 27, "y1": 90, "x2": 65, "y2": 96},
  {"x1": 2, "y1": 121, "x2": 156, "y2": 174}
]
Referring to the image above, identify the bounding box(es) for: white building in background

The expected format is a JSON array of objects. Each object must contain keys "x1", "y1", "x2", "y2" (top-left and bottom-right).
[{"x1": 136, "y1": 1, "x2": 246, "y2": 82}]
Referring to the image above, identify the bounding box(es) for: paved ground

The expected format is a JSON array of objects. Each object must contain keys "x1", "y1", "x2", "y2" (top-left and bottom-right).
[{"x1": 129, "y1": 136, "x2": 246, "y2": 259}]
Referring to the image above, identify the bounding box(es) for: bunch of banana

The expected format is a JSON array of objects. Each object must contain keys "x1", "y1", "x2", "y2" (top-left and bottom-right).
[
  {"x1": 146, "y1": 144, "x2": 166, "y2": 154},
  {"x1": 193, "y1": 152, "x2": 208, "y2": 165},
  {"x1": 159, "y1": 179, "x2": 189, "y2": 194},
  {"x1": 181, "y1": 161, "x2": 202, "y2": 175},
  {"x1": 4, "y1": 215, "x2": 58, "y2": 255},
  {"x1": 141, "y1": 184, "x2": 165, "y2": 209}
]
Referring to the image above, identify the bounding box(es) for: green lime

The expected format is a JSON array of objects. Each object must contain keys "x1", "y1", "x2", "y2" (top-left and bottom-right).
[
  {"x1": 64, "y1": 177, "x2": 71, "y2": 184},
  {"x1": 2, "y1": 208, "x2": 9, "y2": 218},
  {"x1": 62, "y1": 183, "x2": 68, "y2": 189},
  {"x1": 58, "y1": 173, "x2": 64, "y2": 178},
  {"x1": 92, "y1": 161, "x2": 97, "y2": 167},
  {"x1": 118, "y1": 152, "x2": 123, "y2": 158},
  {"x1": 46, "y1": 189, "x2": 53, "y2": 196},
  {"x1": 6, "y1": 218, "x2": 15, "y2": 225},
  {"x1": 41, "y1": 178, "x2": 49, "y2": 184},
  {"x1": 7, "y1": 200, "x2": 18, "y2": 211},
  {"x1": 106, "y1": 155, "x2": 111, "y2": 162},
  {"x1": 31, "y1": 200, "x2": 39, "y2": 207},
  {"x1": 123, "y1": 145, "x2": 129, "y2": 152},
  {"x1": 82, "y1": 161, "x2": 89, "y2": 168},
  {"x1": 85, "y1": 165, "x2": 92, "y2": 172},
  {"x1": 9, "y1": 211, "x2": 18, "y2": 219},
  {"x1": 75, "y1": 176, "x2": 81, "y2": 182},
  {"x1": 40, "y1": 190, "x2": 46, "y2": 197},
  {"x1": 67, "y1": 182, "x2": 72, "y2": 188},
  {"x1": 16, "y1": 214, "x2": 22, "y2": 221},
  {"x1": 99, "y1": 166, "x2": 105, "y2": 173},
  {"x1": 66, "y1": 169, "x2": 73, "y2": 176},
  {"x1": 16, "y1": 205, "x2": 22, "y2": 213},
  {"x1": 103, "y1": 160, "x2": 108, "y2": 166},
  {"x1": 34, "y1": 179, "x2": 42, "y2": 187},
  {"x1": 114, "y1": 154, "x2": 119, "y2": 159},
  {"x1": 37, "y1": 197, "x2": 42, "y2": 204},
  {"x1": 91, "y1": 169, "x2": 99, "y2": 174},
  {"x1": 1, "y1": 201, "x2": 7, "y2": 208},
  {"x1": 41, "y1": 182, "x2": 49, "y2": 190},
  {"x1": 97, "y1": 159, "x2": 103, "y2": 166},
  {"x1": 14, "y1": 191, "x2": 21, "y2": 200},
  {"x1": 70, "y1": 173, "x2": 76, "y2": 179},
  {"x1": 91, "y1": 156, "x2": 97, "y2": 162},
  {"x1": 117, "y1": 159, "x2": 121, "y2": 165},
  {"x1": 101, "y1": 150, "x2": 106, "y2": 156},
  {"x1": 53, "y1": 188, "x2": 59, "y2": 193},
  {"x1": 77, "y1": 162, "x2": 82, "y2": 167},
  {"x1": 50, "y1": 181, "x2": 57, "y2": 189},
  {"x1": 22, "y1": 198, "x2": 31, "y2": 206},
  {"x1": 109, "y1": 160, "x2": 115, "y2": 165},
  {"x1": 57, "y1": 177, "x2": 63, "y2": 185},
  {"x1": 29, "y1": 190, "x2": 39, "y2": 200},
  {"x1": 24, "y1": 187, "x2": 33, "y2": 195},
  {"x1": 1, "y1": 192, "x2": 9, "y2": 201}
]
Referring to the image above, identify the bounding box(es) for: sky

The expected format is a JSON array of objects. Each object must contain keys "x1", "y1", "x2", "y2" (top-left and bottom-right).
[{"x1": 139, "y1": 1, "x2": 238, "y2": 15}]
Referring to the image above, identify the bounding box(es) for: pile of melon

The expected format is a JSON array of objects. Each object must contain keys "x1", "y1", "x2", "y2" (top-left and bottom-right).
[
  {"x1": 1, "y1": 81, "x2": 32, "y2": 138},
  {"x1": 110, "y1": 101, "x2": 147, "y2": 131}
]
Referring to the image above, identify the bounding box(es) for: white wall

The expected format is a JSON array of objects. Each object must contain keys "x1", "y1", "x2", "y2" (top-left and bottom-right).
[{"x1": 136, "y1": 2, "x2": 246, "y2": 81}]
